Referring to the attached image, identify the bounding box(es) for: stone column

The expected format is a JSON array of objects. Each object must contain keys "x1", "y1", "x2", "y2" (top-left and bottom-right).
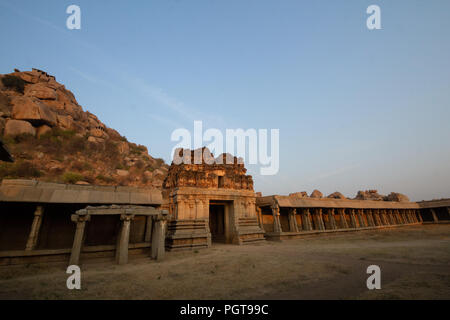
[
  {"x1": 144, "y1": 216, "x2": 153, "y2": 242},
  {"x1": 288, "y1": 208, "x2": 299, "y2": 232},
  {"x1": 405, "y1": 210, "x2": 412, "y2": 224},
  {"x1": 358, "y1": 209, "x2": 367, "y2": 227},
  {"x1": 411, "y1": 209, "x2": 418, "y2": 223},
  {"x1": 379, "y1": 209, "x2": 387, "y2": 225},
  {"x1": 116, "y1": 214, "x2": 134, "y2": 265},
  {"x1": 416, "y1": 209, "x2": 423, "y2": 223},
  {"x1": 151, "y1": 217, "x2": 167, "y2": 261},
  {"x1": 314, "y1": 208, "x2": 325, "y2": 230},
  {"x1": 373, "y1": 209, "x2": 381, "y2": 226},
  {"x1": 366, "y1": 209, "x2": 375, "y2": 227},
  {"x1": 328, "y1": 208, "x2": 337, "y2": 230},
  {"x1": 387, "y1": 210, "x2": 396, "y2": 225},
  {"x1": 401, "y1": 210, "x2": 408, "y2": 224},
  {"x1": 349, "y1": 209, "x2": 358, "y2": 228},
  {"x1": 256, "y1": 207, "x2": 264, "y2": 230},
  {"x1": 271, "y1": 204, "x2": 282, "y2": 233},
  {"x1": 338, "y1": 208, "x2": 348, "y2": 228},
  {"x1": 447, "y1": 207, "x2": 450, "y2": 220},
  {"x1": 302, "y1": 209, "x2": 313, "y2": 231},
  {"x1": 25, "y1": 205, "x2": 44, "y2": 251},
  {"x1": 69, "y1": 214, "x2": 90, "y2": 266},
  {"x1": 430, "y1": 209, "x2": 439, "y2": 223}
]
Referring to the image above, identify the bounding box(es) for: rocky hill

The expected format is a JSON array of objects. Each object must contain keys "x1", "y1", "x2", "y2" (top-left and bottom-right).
[{"x1": 0, "y1": 68, "x2": 168, "y2": 187}]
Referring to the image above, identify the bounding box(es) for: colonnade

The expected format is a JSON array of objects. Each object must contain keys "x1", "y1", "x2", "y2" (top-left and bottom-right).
[{"x1": 269, "y1": 205, "x2": 422, "y2": 233}]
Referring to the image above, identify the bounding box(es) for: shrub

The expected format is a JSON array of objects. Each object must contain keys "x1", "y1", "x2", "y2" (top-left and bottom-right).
[
  {"x1": 62, "y1": 171, "x2": 84, "y2": 184},
  {"x1": 1, "y1": 75, "x2": 26, "y2": 93},
  {"x1": 0, "y1": 161, "x2": 41, "y2": 179},
  {"x1": 96, "y1": 174, "x2": 115, "y2": 184}
]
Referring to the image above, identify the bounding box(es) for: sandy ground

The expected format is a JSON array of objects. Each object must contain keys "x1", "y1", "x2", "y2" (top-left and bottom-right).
[{"x1": 0, "y1": 224, "x2": 449, "y2": 300}]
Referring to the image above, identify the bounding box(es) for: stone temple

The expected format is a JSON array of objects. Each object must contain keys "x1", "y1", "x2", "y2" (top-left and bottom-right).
[{"x1": 0, "y1": 147, "x2": 449, "y2": 266}]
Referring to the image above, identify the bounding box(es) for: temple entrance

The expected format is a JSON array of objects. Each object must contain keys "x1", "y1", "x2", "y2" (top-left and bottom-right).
[{"x1": 209, "y1": 204, "x2": 226, "y2": 243}]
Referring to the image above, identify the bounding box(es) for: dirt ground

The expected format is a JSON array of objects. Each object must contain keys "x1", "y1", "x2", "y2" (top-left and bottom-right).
[{"x1": 0, "y1": 224, "x2": 449, "y2": 300}]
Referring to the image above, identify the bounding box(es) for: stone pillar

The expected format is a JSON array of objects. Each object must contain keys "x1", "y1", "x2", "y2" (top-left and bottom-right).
[
  {"x1": 69, "y1": 214, "x2": 90, "y2": 266},
  {"x1": 25, "y1": 205, "x2": 44, "y2": 251},
  {"x1": 302, "y1": 209, "x2": 313, "y2": 231},
  {"x1": 430, "y1": 209, "x2": 439, "y2": 223},
  {"x1": 314, "y1": 208, "x2": 325, "y2": 230},
  {"x1": 405, "y1": 210, "x2": 412, "y2": 224},
  {"x1": 387, "y1": 210, "x2": 396, "y2": 225},
  {"x1": 288, "y1": 208, "x2": 299, "y2": 232},
  {"x1": 356, "y1": 209, "x2": 364, "y2": 227},
  {"x1": 400, "y1": 210, "x2": 407, "y2": 224},
  {"x1": 379, "y1": 209, "x2": 387, "y2": 225},
  {"x1": 349, "y1": 209, "x2": 358, "y2": 228},
  {"x1": 151, "y1": 217, "x2": 167, "y2": 261},
  {"x1": 116, "y1": 214, "x2": 134, "y2": 265},
  {"x1": 271, "y1": 204, "x2": 282, "y2": 233},
  {"x1": 366, "y1": 209, "x2": 375, "y2": 227},
  {"x1": 416, "y1": 209, "x2": 423, "y2": 223},
  {"x1": 328, "y1": 208, "x2": 337, "y2": 230},
  {"x1": 411, "y1": 209, "x2": 418, "y2": 223},
  {"x1": 144, "y1": 216, "x2": 153, "y2": 242},
  {"x1": 256, "y1": 207, "x2": 264, "y2": 230},
  {"x1": 338, "y1": 208, "x2": 348, "y2": 228},
  {"x1": 447, "y1": 207, "x2": 450, "y2": 220},
  {"x1": 372, "y1": 209, "x2": 380, "y2": 226}
]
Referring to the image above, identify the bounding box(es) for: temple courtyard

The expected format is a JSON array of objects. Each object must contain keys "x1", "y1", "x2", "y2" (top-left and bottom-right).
[{"x1": 0, "y1": 224, "x2": 449, "y2": 300}]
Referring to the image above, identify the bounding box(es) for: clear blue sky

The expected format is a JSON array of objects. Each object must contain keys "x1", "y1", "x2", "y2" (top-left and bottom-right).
[{"x1": 1, "y1": 0, "x2": 449, "y2": 200}]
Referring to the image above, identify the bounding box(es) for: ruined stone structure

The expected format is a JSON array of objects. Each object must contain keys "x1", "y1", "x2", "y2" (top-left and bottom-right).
[
  {"x1": 0, "y1": 179, "x2": 165, "y2": 265},
  {"x1": 163, "y1": 148, "x2": 265, "y2": 250},
  {"x1": 0, "y1": 150, "x2": 449, "y2": 265},
  {"x1": 256, "y1": 195, "x2": 425, "y2": 240}
]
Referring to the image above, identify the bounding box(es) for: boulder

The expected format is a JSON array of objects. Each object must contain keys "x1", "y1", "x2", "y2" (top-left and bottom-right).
[
  {"x1": 12, "y1": 71, "x2": 40, "y2": 84},
  {"x1": 87, "y1": 136, "x2": 105, "y2": 144},
  {"x1": 36, "y1": 125, "x2": 52, "y2": 138},
  {"x1": 56, "y1": 114, "x2": 74, "y2": 129},
  {"x1": 11, "y1": 96, "x2": 57, "y2": 126},
  {"x1": 4, "y1": 119, "x2": 36, "y2": 136},
  {"x1": 116, "y1": 169, "x2": 129, "y2": 177},
  {"x1": 355, "y1": 190, "x2": 384, "y2": 201},
  {"x1": 327, "y1": 192, "x2": 346, "y2": 199},
  {"x1": 384, "y1": 192, "x2": 410, "y2": 202},
  {"x1": 289, "y1": 192, "x2": 308, "y2": 198},
  {"x1": 118, "y1": 141, "x2": 130, "y2": 155},
  {"x1": 24, "y1": 83, "x2": 57, "y2": 100},
  {"x1": 310, "y1": 189, "x2": 323, "y2": 198}
]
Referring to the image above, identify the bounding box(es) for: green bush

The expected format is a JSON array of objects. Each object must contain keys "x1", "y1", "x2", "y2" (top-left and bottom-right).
[
  {"x1": 0, "y1": 161, "x2": 41, "y2": 179},
  {"x1": 62, "y1": 171, "x2": 84, "y2": 184},
  {"x1": 96, "y1": 174, "x2": 115, "y2": 184},
  {"x1": 1, "y1": 75, "x2": 26, "y2": 93}
]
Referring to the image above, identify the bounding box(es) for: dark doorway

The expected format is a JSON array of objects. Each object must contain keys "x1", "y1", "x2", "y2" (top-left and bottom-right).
[{"x1": 209, "y1": 204, "x2": 226, "y2": 243}]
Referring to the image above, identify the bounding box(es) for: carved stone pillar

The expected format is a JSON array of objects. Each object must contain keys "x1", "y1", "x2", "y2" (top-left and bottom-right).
[
  {"x1": 302, "y1": 209, "x2": 313, "y2": 231},
  {"x1": 288, "y1": 208, "x2": 299, "y2": 232},
  {"x1": 151, "y1": 217, "x2": 167, "y2": 261},
  {"x1": 25, "y1": 205, "x2": 44, "y2": 251},
  {"x1": 337, "y1": 208, "x2": 348, "y2": 228},
  {"x1": 387, "y1": 210, "x2": 396, "y2": 225},
  {"x1": 366, "y1": 209, "x2": 375, "y2": 227},
  {"x1": 430, "y1": 209, "x2": 439, "y2": 223},
  {"x1": 357, "y1": 209, "x2": 366, "y2": 227},
  {"x1": 116, "y1": 214, "x2": 134, "y2": 265},
  {"x1": 314, "y1": 208, "x2": 325, "y2": 230},
  {"x1": 69, "y1": 214, "x2": 90, "y2": 266},
  {"x1": 256, "y1": 207, "x2": 264, "y2": 230},
  {"x1": 349, "y1": 209, "x2": 358, "y2": 228},
  {"x1": 328, "y1": 208, "x2": 337, "y2": 230},
  {"x1": 144, "y1": 216, "x2": 153, "y2": 242},
  {"x1": 417, "y1": 209, "x2": 423, "y2": 222},
  {"x1": 373, "y1": 209, "x2": 381, "y2": 226},
  {"x1": 356, "y1": 209, "x2": 364, "y2": 227},
  {"x1": 271, "y1": 204, "x2": 282, "y2": 233}
]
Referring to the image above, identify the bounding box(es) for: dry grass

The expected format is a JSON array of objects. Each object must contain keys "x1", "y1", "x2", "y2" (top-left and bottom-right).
[{"x1": 0, "y1": 224, "x2": 449, "y2": 300}]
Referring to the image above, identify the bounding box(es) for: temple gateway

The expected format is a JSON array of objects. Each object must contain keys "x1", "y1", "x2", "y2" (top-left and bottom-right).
[{"x1": 0, "y1": 148, "x2": 449, "y2": 265}]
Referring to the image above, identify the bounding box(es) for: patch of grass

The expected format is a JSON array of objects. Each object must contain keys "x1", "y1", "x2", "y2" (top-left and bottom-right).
[
  {"x1": 0, "y1": 160, "x2": 42, "y2": 179},
  {"x1": 62, "y1": 171, "x2": 84, "y2": 184},
  {"x1": 96, "y1": 174, "x2": 115, "y2": 184}
]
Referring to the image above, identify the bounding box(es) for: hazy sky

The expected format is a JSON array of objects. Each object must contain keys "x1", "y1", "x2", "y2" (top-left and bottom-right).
[{"x1": 1, "y1": 0, "x2": 449, "y2": 201}]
